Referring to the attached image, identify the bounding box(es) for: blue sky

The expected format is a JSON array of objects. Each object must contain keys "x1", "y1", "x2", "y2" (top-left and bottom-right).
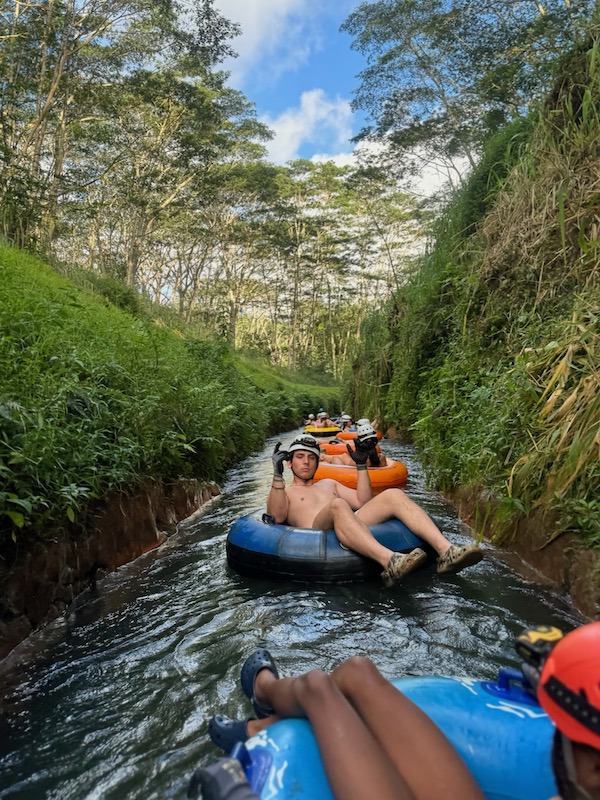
[{"x1": 214, "y1": 0, "x2": 368, "y2": 165}]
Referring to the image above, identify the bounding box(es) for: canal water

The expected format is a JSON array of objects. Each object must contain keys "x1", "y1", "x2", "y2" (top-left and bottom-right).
[{"x1": 0, "y1": 434, "x2": 582, "y2": 799}]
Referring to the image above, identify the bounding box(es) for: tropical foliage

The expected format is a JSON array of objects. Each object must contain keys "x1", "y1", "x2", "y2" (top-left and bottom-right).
[
  {"x1": 345, "y1": 34, "x2": 600, "y2": 546},
  {"x1": 0, "y1": 0, "x2": 424, "y2": 379},
  {"x1": 0, "y1": 244, "x2": 337, "y2": 557},
  {"x1": 2, "y1": 0, "x2": 600, "y2": 560},
  {"x1": 343, "y1": 0, "x2": 595, "y2": 181}
]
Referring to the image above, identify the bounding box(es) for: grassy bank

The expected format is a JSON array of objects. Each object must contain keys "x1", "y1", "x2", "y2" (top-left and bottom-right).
[
  {"x1": 0, "y1": 244, "x2": 338, "y2": 560},
  {"x1": 345, "y1": 37, "x2": 600, "y2": 547}
]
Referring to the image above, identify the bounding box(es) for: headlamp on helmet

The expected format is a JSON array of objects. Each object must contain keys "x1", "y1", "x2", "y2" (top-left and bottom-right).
[
  {"x1": 356, "y1": 423, "x2": 377, "y2": 444},
  {"x1": 288, "y1": 435, "x2": 321, "y2": 460}
]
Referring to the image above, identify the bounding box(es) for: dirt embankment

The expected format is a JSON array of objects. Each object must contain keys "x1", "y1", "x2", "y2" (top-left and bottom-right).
[
  {"x1": 0, "y1": 479, "x2": 221, "y2": 661},
  {"x1": 448, "y1": 486, "x2": 600, "y2": 620},
  {"x1": 383, "y1": 427, "x2": 599, "y2": 619}
]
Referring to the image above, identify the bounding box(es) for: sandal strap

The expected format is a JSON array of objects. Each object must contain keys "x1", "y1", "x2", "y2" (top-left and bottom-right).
[{"x1": 240, "y1": 648, "x2": 280, "y2": 719}]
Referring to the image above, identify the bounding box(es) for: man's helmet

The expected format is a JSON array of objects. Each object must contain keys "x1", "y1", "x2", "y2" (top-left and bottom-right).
[
  {"x1": 341, "y1": 414, "x2": 352, "y2": 422},
  {"x1": 288, "y1": 435, "x2": 321, "y2": 460},
  {"x1": 307, "y1": 414, "x2": 315, "y2": 420},
  {"x1": 356, "y1": 423, "x2": 378, "y2": 444},
  {"x1": 356, "y1": 417, "x2": 370, "y2": 426},
  {"x1": 538, "y1": 622, "x2": 600, "y2": 749},
  {"x1": 317, "y1": 411, "x2": 328, "y2": 420}
]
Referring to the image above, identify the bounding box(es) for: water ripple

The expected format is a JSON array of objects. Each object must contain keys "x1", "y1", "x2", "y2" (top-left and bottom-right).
[{"x1": 0, "y1": 432, "x2": 582, "y2": 799}]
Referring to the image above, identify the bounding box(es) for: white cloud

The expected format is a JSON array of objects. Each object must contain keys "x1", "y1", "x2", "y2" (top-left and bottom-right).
[
  {"x1": 215, "y1": 0, "x2": 321, "y2": 89},
  {"x1": 261, "y1": 89, "x2": 354, "y2": 164},
  {"x1": 311, "y1": 151, "x2": 357, "y2": 167}
]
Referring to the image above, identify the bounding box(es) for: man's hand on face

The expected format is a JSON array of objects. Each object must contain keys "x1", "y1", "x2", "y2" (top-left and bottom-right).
[{"x1": 272, "y1": 442, "x2": 289, "y2": 476}]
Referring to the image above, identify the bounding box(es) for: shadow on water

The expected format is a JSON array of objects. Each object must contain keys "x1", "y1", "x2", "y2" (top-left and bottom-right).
[{"x1": 0, "y1": 432, "x2": 583, "y2": 799}]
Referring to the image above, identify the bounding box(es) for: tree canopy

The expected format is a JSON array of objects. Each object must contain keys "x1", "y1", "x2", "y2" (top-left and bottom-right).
[{"x1": 342, "y1": 0, "x2": 596, "y2": 176}]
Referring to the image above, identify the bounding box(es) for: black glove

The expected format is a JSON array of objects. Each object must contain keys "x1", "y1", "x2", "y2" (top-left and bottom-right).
[
  {"x1": 347, "y1": 441, "x2": 369, "y2": 469},
  {"x1": 272, "y1": 442, "x2": 289, "y2": 476}
]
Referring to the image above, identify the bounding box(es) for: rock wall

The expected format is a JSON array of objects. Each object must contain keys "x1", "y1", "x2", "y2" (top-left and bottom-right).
[{"x1": 0, "y1": 479, "x2": 221, "y2": 661}]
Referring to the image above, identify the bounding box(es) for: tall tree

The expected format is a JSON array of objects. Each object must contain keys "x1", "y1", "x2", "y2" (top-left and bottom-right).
[
  {"x1": 0, "y1": 0, "x2": 247, "y2": 248},
  {"x1": 342, "y1": 0, "x2": 594, "y2": 176}
]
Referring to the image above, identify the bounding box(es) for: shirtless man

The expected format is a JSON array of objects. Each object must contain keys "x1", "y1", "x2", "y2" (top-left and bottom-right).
[
  {"x1": 267, "y1": 434, "x2": 483, "y2": 587},
  {"x1": 313, "y1": 411, "x2": 335, "y2": 428}
]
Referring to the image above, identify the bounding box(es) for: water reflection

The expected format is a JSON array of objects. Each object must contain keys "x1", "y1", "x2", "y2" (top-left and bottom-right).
[{"x1": 0, "y1": 433, "x2": 582, "y2": 799}]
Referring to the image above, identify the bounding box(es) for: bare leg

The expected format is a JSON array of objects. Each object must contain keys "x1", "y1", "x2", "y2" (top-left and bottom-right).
[
  {"x1": 356, "y1": 488, "x2": 451, "y2": 555},
  {"x1": 255, "y1": 669, "x2": 417, "y2": 800},
  {"x1": 320, "y1": 454, "x2": 352, "y2": 465},
  {"x1": 312, "y1": 497, "x2": 394, "y2": 568},
  {"x1": 253, "y1": 661, "x2": 483, "y2": 800},
  {"x1": 331, "y1": 657, "x2": 485, "y2": 800}
]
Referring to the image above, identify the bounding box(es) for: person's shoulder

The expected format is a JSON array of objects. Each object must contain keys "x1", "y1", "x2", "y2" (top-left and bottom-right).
[
  {"x1": 315, "y1": 478, "x2": 336, "y2": 488},
  {"x1": 331, "y1": 478, "x2": 353, "y2": 492}
]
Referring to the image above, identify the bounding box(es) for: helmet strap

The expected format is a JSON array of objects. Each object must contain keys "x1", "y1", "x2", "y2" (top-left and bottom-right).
[
  {"x1": 544, "y1": 675, "x2": 600, "y2": 736},
  {"x1": 561, "y1": 734, "x2": 595, "y2": 800}
]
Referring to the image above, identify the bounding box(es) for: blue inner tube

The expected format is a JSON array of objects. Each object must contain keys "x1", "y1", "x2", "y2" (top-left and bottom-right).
[
  {"x1": 230, "y1": 670, "x2": 557, "y2": 800},
  {"x1": 226, "y1": 512, "x2": 432, "y2": 583}
]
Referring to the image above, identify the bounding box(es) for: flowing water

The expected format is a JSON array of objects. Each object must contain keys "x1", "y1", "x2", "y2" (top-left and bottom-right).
[{"x1": 0, "y1": 433, "x2": 582, "y2": 799}]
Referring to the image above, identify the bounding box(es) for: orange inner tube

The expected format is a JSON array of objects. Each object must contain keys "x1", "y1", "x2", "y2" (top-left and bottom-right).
[
  {"x1": 337, "y1": 430, "x2": 383, "y2": 441},
  {"x1": 320, "y1": 441, "x2": 383, "y2": 456},
  {"x1": 314, "y1": 458, "x2": 408, "y2": 491}
]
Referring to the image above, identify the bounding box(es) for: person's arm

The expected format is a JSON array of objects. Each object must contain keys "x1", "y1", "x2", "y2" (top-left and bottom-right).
[
  {"x1": 355, "y1": 463, "x2": 374, "y2": 506},
  {"x1": 345, "y1": 442, "x2": 374, "y2": 506},
  {"x1": 335, "y1": 482, "x2": 363, "y2": 510},
  {"x1": 267, "y1": 478, "x2": 289, "y2": 523},
  {"x1": 267, "y1": 443, "x2": 289, "y2": 523}
]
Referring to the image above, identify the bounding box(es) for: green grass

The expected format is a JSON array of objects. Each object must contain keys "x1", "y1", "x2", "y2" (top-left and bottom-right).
[{"x1": 0, "y1": 243, "x2": 337, "y2": 557}]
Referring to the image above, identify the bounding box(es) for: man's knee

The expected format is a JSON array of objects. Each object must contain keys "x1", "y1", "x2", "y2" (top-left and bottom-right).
[
  {"x1": 330, "y1": 497, "x2": 352, "y2": 516},
  {"x1": 333, "y1": 656, "x2": 387, "y2": 698},
  {"x1": 386, "y1": 488, "x2": 405, "y2": 498},
  {"x1": 379, "y1": 488, "x2": 406, "y2": 504}
]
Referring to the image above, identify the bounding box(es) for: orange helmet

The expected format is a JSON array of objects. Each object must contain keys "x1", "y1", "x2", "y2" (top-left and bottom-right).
[{"x1": 538, "y1": 622, "x2": 600, "y2": 749}]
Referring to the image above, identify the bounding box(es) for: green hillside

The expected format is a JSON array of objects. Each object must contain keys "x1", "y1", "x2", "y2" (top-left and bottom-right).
[
  {"x1": 0, "y1": 244, "x2": 338, "y2": 558},
  {"x1": 345, "y1": 40, "x2": 600, "y2": 547}
]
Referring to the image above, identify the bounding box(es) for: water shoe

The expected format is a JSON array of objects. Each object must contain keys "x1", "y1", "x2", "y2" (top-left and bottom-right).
[
  {"x1": 436, "y1": 544, "x2": 483, "y2": 574},
  {"x1": 240, "y1": 648, "x2": 280, "y2": 718},
  {"x1": 381, "y1": 548, "x2": 427, "y2": 587}
]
